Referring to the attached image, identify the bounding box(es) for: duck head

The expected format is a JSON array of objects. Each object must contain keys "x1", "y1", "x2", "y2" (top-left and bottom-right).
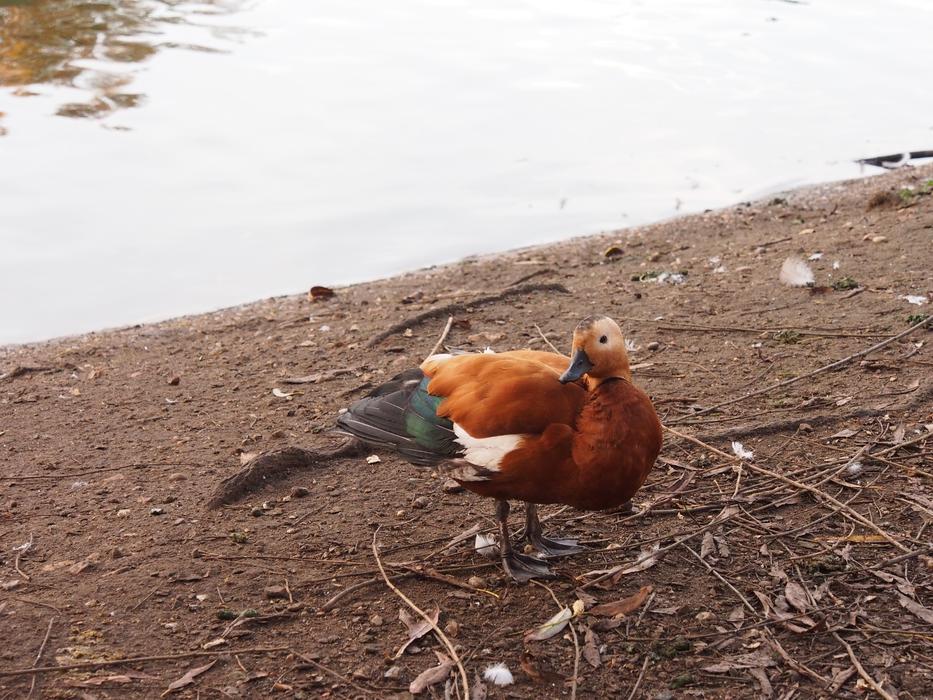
[{"x1": 559, "y1": 315, "x2": 632, "y2": 386}]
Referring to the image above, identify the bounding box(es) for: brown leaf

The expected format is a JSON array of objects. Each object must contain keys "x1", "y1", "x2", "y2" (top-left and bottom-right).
[
  {"x1": 727, "y1": 605, "x2": 745, "y2": 628},
  {"x1": 308, "y1": 285, "x2": 335, "y2": 301},
  {"x1": 582, "y1": 627, "x2": 601, "y2": 668},
  {"x1": 784, "y1": 581, "x2": 810, "y2": 612},
  {"x1": 519, "y1": 652, "x2": 565, "y2": 684},
  {"x1": 897, "y1": 593, "x2": 933, "y2": 624},
  {"x1": 829, "y1": 428, "x2": 858, "y2": 439},
  {"x1": 590, "y1": 585, "x2": 653, "y2": 617},
  {"x1": 409, "y1": 652, "x2": 452, "y2": 694},
  {"x1": 703, "y1": 649, "x2": 776, "y2": 673},
  {"x1": 748, "y1": 667, "x2": 773, "y2": 698},
  {"x1": 700, "y1": 531, "x2": 716, "y2": 560},
  {"x1": 163, "y1": 660, "x2": 216, "y2": 695},
  {"x1": 396, "y1": 607, "x2": 440, "y2": 657}
]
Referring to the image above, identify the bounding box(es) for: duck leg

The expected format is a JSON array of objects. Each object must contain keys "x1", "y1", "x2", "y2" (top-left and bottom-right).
[
  {"x1": 495, "y1": 500, "x2": 555, "y2": 582},
  {"x1": 520, "y1": 503, "x2": 586, "y2": 558}
]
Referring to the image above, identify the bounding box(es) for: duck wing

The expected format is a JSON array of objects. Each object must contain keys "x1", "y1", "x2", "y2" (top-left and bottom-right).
[{"x1": 335, "y1": 369, "x2": 460, "y2": 466}]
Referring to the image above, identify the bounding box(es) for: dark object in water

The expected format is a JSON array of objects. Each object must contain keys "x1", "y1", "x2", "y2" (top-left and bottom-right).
[{"x1": 857, "y1": 150, "x2": 933, "y2": 169}]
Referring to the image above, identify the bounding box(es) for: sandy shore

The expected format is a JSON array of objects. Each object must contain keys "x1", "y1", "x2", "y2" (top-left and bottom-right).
[{"x1": 1, "y1": 164, "x2": 931, "y2": 698}]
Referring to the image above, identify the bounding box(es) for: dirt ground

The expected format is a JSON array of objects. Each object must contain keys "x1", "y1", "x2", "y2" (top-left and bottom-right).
[{"x1": 2, "y1": 164, "x2": 932, "y2": 700}]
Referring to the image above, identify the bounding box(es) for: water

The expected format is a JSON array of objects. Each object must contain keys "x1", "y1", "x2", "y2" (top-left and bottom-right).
[{"x1": 2, "y1": 0, "x2": 931, "y2": 346}]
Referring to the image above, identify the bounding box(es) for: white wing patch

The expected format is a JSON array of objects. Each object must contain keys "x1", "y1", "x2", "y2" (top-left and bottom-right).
[{"x1": 453, "y1": 424, "x2": 522, "y2": 471}]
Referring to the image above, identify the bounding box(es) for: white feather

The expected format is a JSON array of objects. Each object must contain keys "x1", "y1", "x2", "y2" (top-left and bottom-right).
[
  {"x1": 731, "y1": 441, "x2": 754, "y2": 460},
  {"x1": 483, "y1": 663, "x2": 514, "y2": 686},
  {"x1": 453, "y1": 424, "x2": 522, "y2": 470},
  {"x1": 474, "y1": 533, "x2": 499, "y2": 558},
  {"x1": 779, "y1": 256, "x2": 814, "y2": 287},
  {"x1": 425, "y1": 353, "x2": 454, "y2": 363},
  {"x1": 901, "y1": 295, "x2": 928, "y2": 305}
]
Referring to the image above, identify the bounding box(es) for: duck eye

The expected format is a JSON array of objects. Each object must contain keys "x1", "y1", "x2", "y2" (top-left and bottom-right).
[{"x1": 599, "y1": 335, "x2": 608, "y2": 344}]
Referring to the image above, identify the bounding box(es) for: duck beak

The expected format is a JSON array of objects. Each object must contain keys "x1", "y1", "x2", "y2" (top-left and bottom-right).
[{"x1": 559, "y1": 348, "x2": 593, "y2": 383}]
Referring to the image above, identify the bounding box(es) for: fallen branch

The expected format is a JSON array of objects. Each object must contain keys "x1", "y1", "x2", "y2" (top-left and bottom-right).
[
  {"x1": 832, "y1": 632, "x2": 896, "y2": 700},
  {"x1": 0, "y1": 646, "x2": 291, "y2": 678},
  {"x1": 664, "y1": 426, "x2": 911, "y2": 553},
  {"x1": 694, "y1": 383, "x2": 933, "y2": 441},
  {"x1": 667, "y1": 316, "x2": 931, "y2": 424},
  {"x1": 367, "y1": 282, "x2": 569, "y2": 346},
  {"x1": 371, "y1": 529, "x2": 469, "y2": 698},
  {"x1": 207, "y1": 438, "x2": 365, "y2": 508},
  {"x1": 26, "y1": 617, "x2": 55, "y2": 698},
  {"x1": 0, "y1": 366, "x2": 54, "y2": 382}
]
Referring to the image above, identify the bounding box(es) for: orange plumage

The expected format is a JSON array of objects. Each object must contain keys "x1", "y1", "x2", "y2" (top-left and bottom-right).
[{"x1": 337, "y1": 315, "x2": 662, "y2": 580}]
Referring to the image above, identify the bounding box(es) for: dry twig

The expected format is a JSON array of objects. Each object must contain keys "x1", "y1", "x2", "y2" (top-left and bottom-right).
[
  {"x1": 367, "y1": 282, "x2": 569, "y2": 346},
  {"x1": 371, "y1": 529, "x2": 469, "y2": 698},
  {"x1": 667, "y1": 315, "x2": 931, "y2": 423},
  {"x1": 832, "y1": 632, "x2": 896, "y2": 700},
  {"x1": 425, "y1": 315, "x2": 455, "y2": 359}
]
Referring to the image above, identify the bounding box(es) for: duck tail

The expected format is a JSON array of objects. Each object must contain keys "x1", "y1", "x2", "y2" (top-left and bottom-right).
[{"x1": 336, "y1": 369, "x2": 459, "y2": 465}]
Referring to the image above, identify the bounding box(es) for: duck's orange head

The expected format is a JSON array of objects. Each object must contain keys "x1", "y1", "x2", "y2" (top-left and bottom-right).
[{"x1": 559, "y1": 315, "x2": 632, "y2": 386}]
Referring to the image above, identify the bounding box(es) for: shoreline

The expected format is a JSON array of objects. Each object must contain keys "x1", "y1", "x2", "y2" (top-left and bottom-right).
[{"x1": 2, "y1": 163, "x2": 927, "y2": 358}]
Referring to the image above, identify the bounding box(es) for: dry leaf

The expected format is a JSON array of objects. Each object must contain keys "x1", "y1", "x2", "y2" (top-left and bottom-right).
[
  {"x1": 441, "y1": 523, "x2": 481, "y2": 552},
  {"x1": 583, "y1": 627, "x2": 601, "y2": 668},
  {"x1": 162, "y1": 660, "x2": 216, "y2": 695},
  {"x1": 308, "y1": 285, "x2": 335, "y2": 301},
  {"x1": 524, "y1": 607, "x2": 572, "y2": 642},
  {"x1": 519, "y1": 651, "x2": 565, "y2": 684},
  {"x1": 409, "y1": 652, "x2": 452, "y2": 694},
  {"x1": 703, "y1": 649, "x2": 776, "y2": 673},
  {"x1": 829, "y1": 428, "x2": 858, "y2": 439},
  {"x1": 700, "y1": 531, "x2": 716, "y2": 560},
  {"x1": 590, "y1": 585, "x2": 653, "y2": 617},
  {"x1": 396, "y1": 607, "x2": 440, "y2": 657},
  {"x1": 784, "y1": 582, "x2": 810, "y2": 612},
  {"x1": 897, "y1": 593, "x2": 933, "y2": 624}
]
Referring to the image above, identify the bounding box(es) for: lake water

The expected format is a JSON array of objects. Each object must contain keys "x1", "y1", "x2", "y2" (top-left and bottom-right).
[{"x1": 1, "y1": 0, "x2": 931, "y2": 346}]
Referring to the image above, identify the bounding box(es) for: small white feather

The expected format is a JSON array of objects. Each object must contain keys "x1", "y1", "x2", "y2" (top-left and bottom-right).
[
  {"x1": 474, "y1": 533, "x2": 499, "y2": 558},
  {"x1": 731, "y1": 441, "x2": 754, "y2": 460},
  {"x1": 832, "y1": 260, "x2": 841, "y2": 270},
  {"x1": 901, "y1": 295, "x2": 928, "y2": 306},
  {"x1": 808, "y1": 252, "x2": 823, "y2": 261},
  {"x1": 779, "y1": 257, "x2": 814, "y2": 287},
  {"x1": 846, "y1": 461, "x2": 863, "y2": 476},
  {"x1": 483, "y1": 663, "x2": 514, "y2": 686}
]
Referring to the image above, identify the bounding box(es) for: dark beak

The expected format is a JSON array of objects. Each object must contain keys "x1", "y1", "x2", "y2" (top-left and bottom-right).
[{"x1": 559, "y1": 348, "x2": 594, "y2": 383}]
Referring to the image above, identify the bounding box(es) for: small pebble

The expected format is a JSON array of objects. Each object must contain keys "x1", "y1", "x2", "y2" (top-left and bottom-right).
[
  {"x1": 412, "y1": 496, "x2": 430, "y2": 509},
  {"x1": 167, "y1": 473, "x2": 188, "y2": 482},
  {"x1": 384, "y1": 666, "x2": 401, "y2": 680},
  {"x1": 290, "y1": 486, "x2": 310, "y2": 498},
  {"x1": 116, "y1": 508, "x2": 131, "y2": 517},
  {"x1": 695, "y1": 611, "x2": 714, "y2": 622},
  {"x1": 168, "y1": 376, "x2": 180, "y2": 386},
  {"x1": 798, "y1": 422, "x2": 813, "y2": 433},
  {"x1": 250, "y1": 507, "x2": 264, "y2": 517},
  {"x1": 467, "y1": 575, "x2": 486, "y2": 589},
  {"x1": 444, "y1": 620, "x2": 460, "y2": 637},
  {"x1": 646, "y1": 341, "x2": 660, "y2": 351},
  {"x1": 442, "y1": 479, "x2": 464, "y2": 494},
  {"x1": 149, "y1": 507, "x2": 165, "y2": 516},
  {"x1": 369, "y1": 614, "x2": 384, "y2": 627},
  {"x1": 110, "y1": 546, "x2": 126, "y2": 559}
]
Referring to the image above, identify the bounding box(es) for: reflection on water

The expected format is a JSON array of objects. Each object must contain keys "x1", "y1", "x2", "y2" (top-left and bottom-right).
[{"x1": 0, "y1": 0, "x2": 246, "y2": 131}]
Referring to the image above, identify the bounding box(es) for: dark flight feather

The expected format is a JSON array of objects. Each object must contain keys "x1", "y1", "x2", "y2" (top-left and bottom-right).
[{"x1": 336, "y1": 370, "x2": 461, "y2": 465}]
